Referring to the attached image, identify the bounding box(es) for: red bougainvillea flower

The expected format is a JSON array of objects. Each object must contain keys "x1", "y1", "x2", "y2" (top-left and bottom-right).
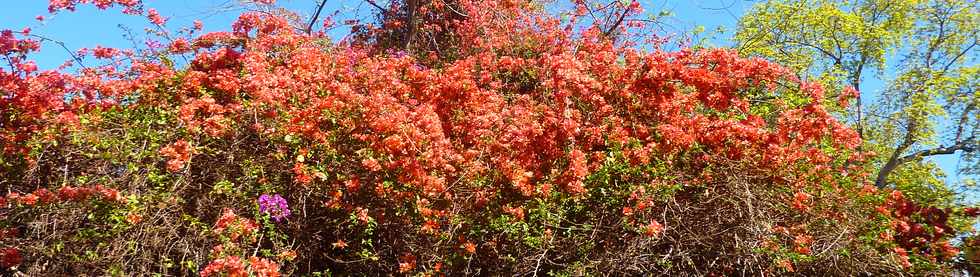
[
  {"x1": 213, "y1": 208, "x2": 259, "y2": 242},
  {"x1": 965, "y1": 207, "x2": 980, "y2": 217},
  {"x1": 0, "y1": 247, "x2": 22, "y2": 268},
  {"x1": 47, "y1": 0, "x2": 142, "y2": 14},
  {"x1": 794, "y1": 234, "x2": 813, "y2": 255},
  {"x1": 894, "y1": 247, "x2": 911, "y2": 269},
  {"x1": 332, "y1": 240, "x2": 348, "y2": 249},
  {"x1": 126, "y1": 212, "x2": 142, "y2": 224},
  {"x1": 159, "y1": 140, "x2": 192, "y2": 172},
  {"x1": 398, "y1": 253, "x2": 417, "y2": 273},
  {"x1": 4, "y1": 186, "x2": 125, "y2": 209},
  {"x1": 145, "y1": 8, "x2": 166, "y2": 25},
  {"x1": 277, "y1": 250, "x2": 297, "y2": 261},
  {"x1": 200, "y1": 256, "x2": 246, "y2": 277},
  {"x1": 462, "y1": 242, "x2": 477, "y2": 254},
  {"x1": 3, "y1": 0, "x2": 954, "y2": 274},
  {"x1": 777, "y1": 259, "x2": 795, "y2": 272},
  {"x1": 248, "y1": 257, "x2": 281, "y2": 277},
  {"x1": 644, "y1": 220, "x2": 664, "y2": 237},
  {"x1": 792, "y1": 191, "x2": 811, "y2": 211}
]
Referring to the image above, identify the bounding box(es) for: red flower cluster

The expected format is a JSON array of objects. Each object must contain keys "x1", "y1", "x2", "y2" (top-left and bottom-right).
[
  {"x1": 644, "y1": 220, "x2": 664, "y2": 237},
  {"x1": 0, "y1": 247, "x2": 21, "y2": 268},
  {"x1": 398, "y1": 253, "x2": 417, "y2": 273},
  {"x1": 894, "y1": 247, "x2": 912, "y2": 269},
  {"x1": 213, "y1": 208, "x2": 259, "y2": 242},
  {"x1": 792, "y1": 191, "x2": 812, "y2": 212},
  {"x1": 0, "y1": 228, "x2": 17, "y2": 241},
  {"x1": 5, "y1": 4, "x2": 864, "y2": 237},
  {"x1": 47, "y1": 0, "x2": 142, "y2": 14},
  {"x1": 200, "y1": 256, "x2": 245, "y2": 277},
  {"x1": 793, "y1": 234, "x2": 813, "y2": 255},
  {"x1": 159, "y1": 140, "x2": 192, "y2": 172},
  {"x1": 879, "y1": 190, "x2": 972, "y2": 262},
  {"x1": 202, "y1": 206, "x2": 281, "y2": 276},
  {"x1": 247, "y1": 257, "x2": 281, "y2": 277},
  {"x1": 200, "y1": 256, "x2": 281, "y2": 277},
  {"x1": 145, "y1": 8, "x2": 166, "y2": 26},
  {"x1": 0, "y1": 0, "x2": 937, "y2": 274},
  {"x1": 2, "y1": 185, "x2": 124, "y2": 207},
  {"x1": 0, "y1": 30, "x2": 72, "y2": 156}
]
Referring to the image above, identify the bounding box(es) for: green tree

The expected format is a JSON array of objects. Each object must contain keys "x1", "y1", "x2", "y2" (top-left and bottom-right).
[{"x1": 735, "y1": 0, "x2": 978, "y2": 192}]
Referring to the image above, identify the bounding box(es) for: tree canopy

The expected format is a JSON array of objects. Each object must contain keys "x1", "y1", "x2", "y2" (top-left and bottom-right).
[{"x1": 736, "y1": 0, "x2": 978, "y2": 190}]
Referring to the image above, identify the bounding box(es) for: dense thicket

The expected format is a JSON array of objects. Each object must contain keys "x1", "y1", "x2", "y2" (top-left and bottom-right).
[{"x1": 0, "y1": 0, "x2": 977, "y2": 275}]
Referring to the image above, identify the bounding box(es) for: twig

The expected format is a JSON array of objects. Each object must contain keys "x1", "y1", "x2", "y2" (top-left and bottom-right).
[
  {"x1": 13, "y1": 31, "x2": 89, "y2": 69},
  {"x1": 306, "y1": 0, "x2": 329, "y2": 34},
  {"x1": 364, "y1": 0, "x2": 387, "y2": 12}
]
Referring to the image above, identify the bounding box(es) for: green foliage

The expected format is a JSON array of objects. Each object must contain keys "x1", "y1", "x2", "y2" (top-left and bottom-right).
[
  {"x1": 737, "y1": 0, "x2": 979, "y2": 191},
  {"x1": 736, "y1": 0, "x2": 979, "y2": 273}
]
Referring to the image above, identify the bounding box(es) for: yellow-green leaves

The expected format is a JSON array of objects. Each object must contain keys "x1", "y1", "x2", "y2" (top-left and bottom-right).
[
  {"x1": 736, "y1": 0, "x2": 917, "y2": 92},
  {"x1": 736, "y1": 0, "x2": 979, "y2": 197}
]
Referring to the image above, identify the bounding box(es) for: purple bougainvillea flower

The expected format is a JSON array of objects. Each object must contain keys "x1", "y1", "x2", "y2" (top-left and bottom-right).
[{"x1": 258, "y1": 194, "x2": 290, "y2": 222}]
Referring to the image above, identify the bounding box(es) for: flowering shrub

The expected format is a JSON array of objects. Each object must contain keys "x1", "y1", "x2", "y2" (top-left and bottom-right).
[{"x1": 0, "y1": 0, "x2": 977, "y2": 275}]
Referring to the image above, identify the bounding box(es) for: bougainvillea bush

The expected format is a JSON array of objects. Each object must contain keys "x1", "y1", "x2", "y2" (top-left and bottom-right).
[{"x1": 1, "y1": 0, "x2": 978, "y2": 275}]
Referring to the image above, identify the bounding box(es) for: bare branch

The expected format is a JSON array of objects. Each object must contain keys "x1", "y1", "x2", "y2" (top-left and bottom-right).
[
  {"x1": 364, "y1": 0, "x2": 387, "y2": 12},
  {"x1": 306, "y1": 0, "x2": 328, "y2": 34},
  {"x1": 14, "y1": 31, "x2": 88, "y2": 69},
  {"x1": 601, "y1": 4, "x2": 629, "y2": 39},
  {"x1": 940, "y1": 39, "x2": 977, "y2": 73},
  {"x1": 875, "y1": 132, "x2": 977, "y2": 187},
  {"x1": 897, "y1": 137, "x2": 977, "y2": 165},
  {"x1": 444, "y1": 2, "x2": 468, "y2": 18},
  {"x1": 875, "y1": 120, "x2": 918, "y2": 188}
]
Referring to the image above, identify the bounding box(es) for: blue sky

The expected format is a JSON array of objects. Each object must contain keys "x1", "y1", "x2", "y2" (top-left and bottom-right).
[
  {"x1": 2, "y1": 0, "x2": 755, "y2": 67},
  {"x1": 1, "y1": 0, "x2": 972, "y2": 201}
]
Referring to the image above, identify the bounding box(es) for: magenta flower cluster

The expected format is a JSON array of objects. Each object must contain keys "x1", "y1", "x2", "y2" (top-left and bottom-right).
[{"x1": 258, "y1": 194, "x2": 290, "y2": 222}]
